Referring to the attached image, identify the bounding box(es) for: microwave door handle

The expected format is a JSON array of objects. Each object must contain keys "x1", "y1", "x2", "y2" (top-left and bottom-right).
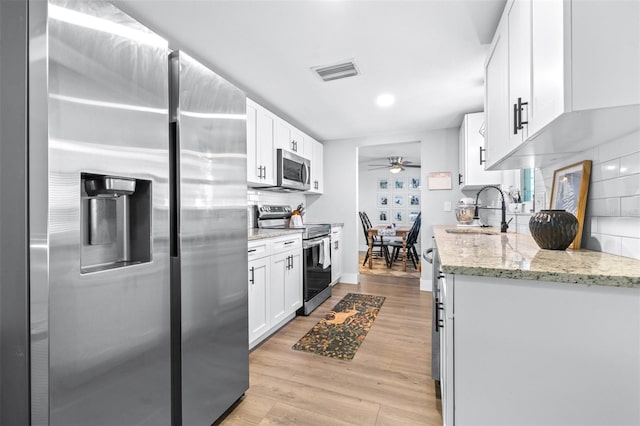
[{"x1": 301, "y1": 162, "x2": 310, "y2": 184}]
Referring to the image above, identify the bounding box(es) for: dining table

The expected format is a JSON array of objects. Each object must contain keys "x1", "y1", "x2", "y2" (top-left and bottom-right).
[{"x1": 367, "y1": 225, "x2": 413, "y2": 272}]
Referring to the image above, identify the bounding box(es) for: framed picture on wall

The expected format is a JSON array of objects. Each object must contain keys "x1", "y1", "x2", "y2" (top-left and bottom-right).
[
  {"x1": 550, "y1": 160, "x2": 592, "y2": 249},
  {"x1": 409, "y1": 194, "x2": 420, "y2": 206},
  {"x1": 409, "y1": 177, "x2": 420, "y2": 190},
  {"x1": 378, "y1": 210, "x2": 389, "y2": 223},
  {"x1": 409, "y1": 211, "x2": 420, "y2": 222},
  {"x1": 394, "y1": 177, "x2": 405, "y2": 190},
  {"x1": 392, "y1": 210, "x2": 404, "y2": 223},
  {"x1": 378, "y1": 178, "x2": 389, "y2": 190},
  {"x1": 393, "y1": 195, "x2": 404, "y2": 207},
  {"x1": 377, "y1": 193, "x2": 389, "y2": 207}
]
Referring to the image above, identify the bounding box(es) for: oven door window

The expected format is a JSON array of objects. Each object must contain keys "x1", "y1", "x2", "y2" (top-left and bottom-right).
[{"x1": 304, "y1": 243, "x2": 331, "y2": 300}]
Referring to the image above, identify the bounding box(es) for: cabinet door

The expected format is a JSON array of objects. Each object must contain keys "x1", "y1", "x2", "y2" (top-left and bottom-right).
[
  {"x1": 246, "y1": 100, "x2": 260, "y2": 184},
  {"x1": 484, "y1": 20, "x2": 510, "y2": 169},
  {"x1": 248, "y1": 257, "x2": 270, "y2": 344},
  {"x1": 275, "y1": 119, "x2": 290, "y2": 151},
  {"x1": 285, "y1": 250, "x2": 303, "y2": 313},
  {"x1": 529, "y1": 0, "x2": 566, "y2": 136},
  {"x1": 270, "y1": 251, "x2": 288, "y2": 324},
  {"x1": 256, "y1": 107, "x2": 276, "y2": 186},
  {"x1": 508, "y1": 0, "x2": 531, "y2": 145},
  {"x1": 440, "y1": 275, "x2": 455, "y2": 426},
  {"x1": 290, "y1": 127, "x2": 305, "y2": 155},
  {"x1": 461, "y1": 113, "x2": 502, "y2": 188},
  {"x1": 331, "y1": 227, "x2": 342, "y2": 284},
  {"x1": 308, "y1": 138, "x2": 324, "y2": 194}
]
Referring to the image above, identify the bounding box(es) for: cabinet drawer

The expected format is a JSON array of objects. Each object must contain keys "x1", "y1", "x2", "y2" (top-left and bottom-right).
[
  {"x1": 271, "y1": 234, "x2": 302, "y2": 254},
  {"x1": 248, "y1": 240, "x2": 271, "y2": 261}
]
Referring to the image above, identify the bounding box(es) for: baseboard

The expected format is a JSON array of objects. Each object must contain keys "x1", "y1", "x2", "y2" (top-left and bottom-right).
[
  {"x1": 340, "y1": 272, "x2": 359, "y2": 284},
  {"x1": 420, "y1": 278, "x2": 432, "y2": 292}
]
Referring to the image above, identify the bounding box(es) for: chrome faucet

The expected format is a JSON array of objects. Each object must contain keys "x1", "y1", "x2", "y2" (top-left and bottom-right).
[{"x1": 474, "y1": 185, "x2": 509, "y2": 233}]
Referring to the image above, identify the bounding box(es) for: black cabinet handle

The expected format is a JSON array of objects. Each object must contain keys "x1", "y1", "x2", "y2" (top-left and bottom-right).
[
  {"x1": 248, "y1": 248, "x2": 257, "y2": 253},
  {"x1": 513, "y1": 103, "x2": 518, "y2": 135},
  {"x1": 284, "y1": 241, "x2": 294, "y2": 245},
  {"x1": 458, "y1": 173, "x2": 463, "y2": 185},
  {"x1": 249, "y1": 266, "x2": 255, "y2": 285},
  {"x1": 517, "y1": 97, "x2": 528, "y2": 130},
  {"x1": 479, "y1": 147, "x2": 486, "y2": 165}
]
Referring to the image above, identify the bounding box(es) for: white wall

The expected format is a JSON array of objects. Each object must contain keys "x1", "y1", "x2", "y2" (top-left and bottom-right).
[
  {"x1": 540, "y1": 130, "x2": 640, "y2": 260},
  {"x1": 305, "y1": 128, "x2": 464, "y2": 290},
  {"x1": 418, "y1": 128, "x2": 465, "y2": 290}
]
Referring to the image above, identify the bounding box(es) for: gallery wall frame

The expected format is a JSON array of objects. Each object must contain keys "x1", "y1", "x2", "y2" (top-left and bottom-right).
[
  {"x1": 377, "y1": 193, "x2": 389, "y2": 207},
  {"x1": 378, "y1": 178, "x2": 389, "y2": 190},
  {"x1": 549, "y1": 160, "x2": 592, "y2": 250}
]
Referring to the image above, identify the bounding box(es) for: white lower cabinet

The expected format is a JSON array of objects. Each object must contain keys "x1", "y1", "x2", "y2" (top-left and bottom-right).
[
  {"x1": 443, "y1": 273, "x2": 640, "y2": 426},
  {"x1": 248, "y1": 234, "x2": 302, "y2": 349},
  {"x1": 247, "y1": 255, "x2": 270, "y2": 344}
]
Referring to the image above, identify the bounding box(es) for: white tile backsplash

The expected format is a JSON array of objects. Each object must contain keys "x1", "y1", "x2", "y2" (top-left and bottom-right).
[
  {"x1": 597, "y1": 131, "x2": 640, "y2": 163},
  {"x1": 247, "y1": 189, "x2": 305, "y2": 208},
  {"x1": 589, "y1": 197, "x2": 621, "y2": 217},
  {"x1": 540, "y1": 130, "x2": 640, "y2": 259},
  {"x1": 591, "y1": 159, "x2": 619, "y2": 181},
  {"x1": 620, "y1": 151, "x2": 640, "y2": 176},
  {"x1": 621, "y1": 237, "x2": 640, "y2": 260},
  {"x1": 621, "y1": 195, "x2": 640, "y2": 216}
]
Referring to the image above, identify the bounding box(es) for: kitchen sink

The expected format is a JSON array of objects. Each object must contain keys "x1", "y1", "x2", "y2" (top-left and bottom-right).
[{"x1": 445, "y1": 227, "x2": 499, "y2": 235}]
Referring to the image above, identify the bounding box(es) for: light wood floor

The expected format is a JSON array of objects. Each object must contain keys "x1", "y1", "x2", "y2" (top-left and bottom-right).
[{"x1": 219, "y1": 274, "x2": 442, "y2": 425}]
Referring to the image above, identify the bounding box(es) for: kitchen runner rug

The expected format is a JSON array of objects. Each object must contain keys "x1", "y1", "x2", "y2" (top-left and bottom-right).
[{"x1": 292, "y1": 293, "x2": 385, "y2": 360}]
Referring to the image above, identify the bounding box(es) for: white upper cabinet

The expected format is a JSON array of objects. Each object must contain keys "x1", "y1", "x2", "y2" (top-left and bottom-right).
[
  {"x1": 275, "y1": 119, "x2": 306, "y2": 156},
  {"x1": 249, "y1": 101, "x2": 323, "y2": 193},
  {"x1": 458, "y1": 112, "x2": 502, "y2": 190},
  {"x1": 484, "y1": 18, "x2": 510, "y2": 168},
  {"x1": 485, "y1": 0, "x2": 640, "y2": 170},
  {"x1": 307, "y1": 136, "x2": 324, "y2": 194},
  {"x1": 246, "y1": 98, "x2": 275, "y2": 187},
  {"x1": 507, "y1": 0, "x2": 531, "y2": 145}
]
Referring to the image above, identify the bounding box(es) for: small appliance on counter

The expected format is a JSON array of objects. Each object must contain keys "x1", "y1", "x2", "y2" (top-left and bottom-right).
[
  {"x1": 455, "y1": 197, "x2": 482, "y2": 227},
  {"x1": 257, "y1": 205, "x2": 332, "y2": 315}
]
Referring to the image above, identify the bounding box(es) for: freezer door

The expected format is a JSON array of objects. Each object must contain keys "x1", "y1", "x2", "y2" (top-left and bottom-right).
[
  {"x1": 34, "y1": 1, "x2": 171, "y2": 424},
  {"x1": 172, "y1": 51, "x2": 249, "y2": 425}
]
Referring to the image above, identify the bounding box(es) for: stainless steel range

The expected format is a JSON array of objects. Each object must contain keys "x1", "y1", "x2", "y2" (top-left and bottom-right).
[{"x1": 257, "y1": 205, "x2": 332, "y2": 315}]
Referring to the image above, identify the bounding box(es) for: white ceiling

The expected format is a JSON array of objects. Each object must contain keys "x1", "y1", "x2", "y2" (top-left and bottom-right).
[
  {"x1": 359, "y1": 141, "x2": 421, "y2": 168},
  {"x1": 116, "y1": 0, "x2": 505, "y2": 142}
]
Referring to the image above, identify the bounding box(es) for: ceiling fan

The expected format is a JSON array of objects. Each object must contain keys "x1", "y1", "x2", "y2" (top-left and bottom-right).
[{"x1": 367, "y1": 156, "x2": 421, "y2": 174}]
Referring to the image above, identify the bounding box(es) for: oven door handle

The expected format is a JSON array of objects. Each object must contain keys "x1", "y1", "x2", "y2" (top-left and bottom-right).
[{"x1": 303, "y1": 237, "x2": 327, "y2": 249}]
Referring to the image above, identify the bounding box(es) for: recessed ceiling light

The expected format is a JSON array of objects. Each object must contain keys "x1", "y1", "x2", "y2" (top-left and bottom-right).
[{"x1": 376, "y1": 93, "x2": 395, "y2": 108}]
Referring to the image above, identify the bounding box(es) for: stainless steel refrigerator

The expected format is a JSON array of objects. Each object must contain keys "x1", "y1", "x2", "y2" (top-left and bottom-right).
[{"x1": 0, "y1": 0, "x2": 248, "y2": 424}]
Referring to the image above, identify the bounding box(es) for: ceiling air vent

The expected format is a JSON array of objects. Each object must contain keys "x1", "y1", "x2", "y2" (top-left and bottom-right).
[{"x1": 312, "y1": 60, "x2": 359, "y2": 82}]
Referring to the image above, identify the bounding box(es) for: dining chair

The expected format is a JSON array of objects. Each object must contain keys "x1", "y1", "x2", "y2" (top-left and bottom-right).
[
  {"x1": 388, "y1": 212, "x2": 421, "y2": 269},
  {"x1": 359, "y1": 211, "x2": 390, "y2": 267}
]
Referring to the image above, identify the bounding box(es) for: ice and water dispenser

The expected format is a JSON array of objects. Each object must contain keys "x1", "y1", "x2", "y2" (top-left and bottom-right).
[{"x1": 80, "y1": 173, "x2": 151, "y2": 273}]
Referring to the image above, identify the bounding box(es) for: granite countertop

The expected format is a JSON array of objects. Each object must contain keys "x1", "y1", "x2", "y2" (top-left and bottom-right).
[
  {"x1": 248, "y1": 228, "x2": 303, "y2": 241},
  {"x1": 433, "y1": 225, "x2": 640, "y2": 288}
]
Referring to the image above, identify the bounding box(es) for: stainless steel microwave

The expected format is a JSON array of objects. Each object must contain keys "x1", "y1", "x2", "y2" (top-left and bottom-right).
[{"x1": 276, "y1": 149, "x2": 310, "y2": 191}]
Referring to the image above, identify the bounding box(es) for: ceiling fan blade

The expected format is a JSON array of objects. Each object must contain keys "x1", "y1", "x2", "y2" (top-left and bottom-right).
[
  {"x1": 404, "y1": 164, "x2": 421, "y2": 168},
  {"x1": 368, "y1": 164, "x2": 392, "y2": 167},
  {"x1": 367, "y1": 166, "x2": 390, "y2": 170}
]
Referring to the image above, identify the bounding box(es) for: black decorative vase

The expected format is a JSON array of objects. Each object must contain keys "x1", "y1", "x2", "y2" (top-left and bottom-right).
[{"x1": 529, "y1": 210, "x2": 579, "y2": 250}]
